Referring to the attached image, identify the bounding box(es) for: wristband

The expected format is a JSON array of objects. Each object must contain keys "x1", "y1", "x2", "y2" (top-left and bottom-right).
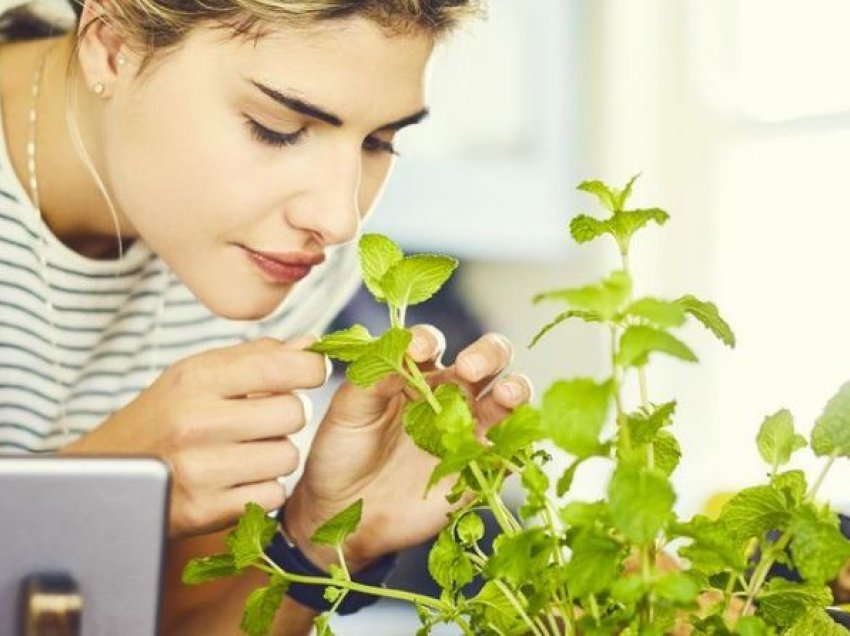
[{"x1": 265, "y1": 505, "x2": 397, "y2": 616}]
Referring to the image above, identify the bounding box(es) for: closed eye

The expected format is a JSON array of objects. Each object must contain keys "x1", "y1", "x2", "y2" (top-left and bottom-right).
[{"x1": 244, "y1": 116, "x2": 305, "y2": 148}]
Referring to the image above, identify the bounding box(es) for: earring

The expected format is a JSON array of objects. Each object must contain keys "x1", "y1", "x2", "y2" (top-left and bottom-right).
[
  {"x1": 117, "y1": 55, "x2": 126, "y2": 67},
  {"x1": 93, "y1": 82, "x2": 105, "y2": 96}
]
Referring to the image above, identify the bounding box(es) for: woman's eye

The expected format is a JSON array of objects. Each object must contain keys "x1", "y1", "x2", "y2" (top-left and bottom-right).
[
  {"x1": 245, "y1": 116, "x2": 305, "y2": 148},
  {"x1": 363, "y1": 135, "x2": 399, "y2": 156}
]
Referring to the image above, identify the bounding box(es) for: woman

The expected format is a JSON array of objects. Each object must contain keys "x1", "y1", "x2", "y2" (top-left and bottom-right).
[{"x1": 0, "y1": 0, "x2": 533, "y2": 633}]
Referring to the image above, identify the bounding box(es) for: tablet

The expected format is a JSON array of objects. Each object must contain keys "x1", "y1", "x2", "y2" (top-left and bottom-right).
[{"x1": 0, "y1": 456, "x2": 170, "y2": 635}]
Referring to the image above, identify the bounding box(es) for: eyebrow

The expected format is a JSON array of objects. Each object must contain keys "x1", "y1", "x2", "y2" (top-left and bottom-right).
[{"x1": 249, "y1": 79, "x2": 430, "y2": 132}]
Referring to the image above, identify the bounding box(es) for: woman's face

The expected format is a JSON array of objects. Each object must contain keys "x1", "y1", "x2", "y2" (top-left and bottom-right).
[{"x1": 100, "y1": 17, "x2": 434, "y2": 319}]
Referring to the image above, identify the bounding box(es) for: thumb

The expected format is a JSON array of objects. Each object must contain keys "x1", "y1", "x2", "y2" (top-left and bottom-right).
[{"x1": 325, "y1": 371, "x2": 413, "y2": 429}]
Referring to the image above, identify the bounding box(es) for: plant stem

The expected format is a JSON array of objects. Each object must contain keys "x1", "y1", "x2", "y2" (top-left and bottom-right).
[
  {"x1": 740, "y1": 449, "x2": 840, "y2": 616},
  {"x1": 259, "y1": 554, "x2": 449, "y2": 612},
  {"x1": 492, "y1": 579, "x2": 546, "y2": 636},
  {"x1": 469, "y1": 461, "x2": 521, "y2": 534},
  {"x1": 403, "y1": 355, "x2": 443, "y2": 413}
]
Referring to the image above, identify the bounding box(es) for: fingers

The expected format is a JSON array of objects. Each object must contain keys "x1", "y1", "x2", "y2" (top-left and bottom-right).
[
  {"x1": 179, "y1": 337, "x2": 328, "y2": 398},
  {"x1": 407, "y1": 324, "x2": 446, "y2": 371},
  {"x1": 454, "y1": 333, "x2": 514, "y2": 397},
  {"x1": 174, "y1": 439, "x2": 301, "y2": 491},
  {"x1": 212, "y1": 393, "x2": 310, "y2": 443},
  {"x1": 474, "y1": 373, "x2": 534, "y2": 432}
]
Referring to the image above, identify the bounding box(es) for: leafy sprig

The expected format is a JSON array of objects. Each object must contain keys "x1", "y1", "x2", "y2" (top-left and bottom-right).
[{"x1": 184, "y1": 178, "x2": 850, "y2": 636}]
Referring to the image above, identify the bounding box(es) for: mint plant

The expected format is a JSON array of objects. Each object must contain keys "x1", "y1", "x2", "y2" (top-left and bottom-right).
[{"x1": 183, "y1": 176, "x2": 850, "y2": 636}]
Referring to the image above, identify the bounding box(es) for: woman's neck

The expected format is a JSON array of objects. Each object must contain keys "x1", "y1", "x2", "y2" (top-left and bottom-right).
[{"x1": 0, "y1": 34, "x2": 132, "y2": 259}]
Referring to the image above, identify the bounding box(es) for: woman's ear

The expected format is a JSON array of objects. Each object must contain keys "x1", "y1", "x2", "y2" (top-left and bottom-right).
[{"x1": 75, "y1": 0, "x2": 132, "y2": 97}]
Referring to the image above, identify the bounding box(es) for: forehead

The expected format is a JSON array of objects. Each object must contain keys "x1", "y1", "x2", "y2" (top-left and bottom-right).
[{"x1": 188, "y1": 16, "x2": 435, "y2": 126}]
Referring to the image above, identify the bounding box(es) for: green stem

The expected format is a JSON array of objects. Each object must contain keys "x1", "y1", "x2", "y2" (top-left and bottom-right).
[
  {"x1": 741, "y1": 449, "x2": 840, "y2": 616},
  {"x1": 403, "y1": 355, "x2": 442, "y2": 413},
  {"x1": 259, "y1": 554, "x2": 449, "y2": 612},
  {"x1": 492, "y1": 579, "x2": 546, "y2": 636},
  {"x1": 469, "y1": 461, "x2": 521, "y2": 534},
  {"x1": 721, "y1": 570, "x2": 737, "y2": 621},
  {"x1": 335, "y1": 544, "x2": 350, "y2": 581}
]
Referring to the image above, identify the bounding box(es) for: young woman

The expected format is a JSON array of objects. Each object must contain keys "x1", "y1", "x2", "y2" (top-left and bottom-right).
[{"x1": 0, "y1": 0, "x2": 533, "y2": 632}]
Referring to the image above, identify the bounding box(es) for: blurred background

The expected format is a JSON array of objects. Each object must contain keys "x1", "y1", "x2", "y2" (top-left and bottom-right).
[{"x1": 6, "y1": 0, "x2": 850, "y2": 632}]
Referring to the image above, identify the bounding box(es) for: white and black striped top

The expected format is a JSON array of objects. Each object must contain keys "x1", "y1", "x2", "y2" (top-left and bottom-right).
[{"x1": 0, "y1": 90, "x2": 362, "y2": 455}]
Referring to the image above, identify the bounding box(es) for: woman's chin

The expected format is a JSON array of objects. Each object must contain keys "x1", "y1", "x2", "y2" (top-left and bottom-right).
[{"x1": 194, "y1": 285, "x2": 293, "y2": 321}]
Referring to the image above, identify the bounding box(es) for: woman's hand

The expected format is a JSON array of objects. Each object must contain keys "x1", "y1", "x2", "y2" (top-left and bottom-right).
[
  {"x1": 284, "y1": 325, "x2": 533, "y2": 572},
  {"x1": 58, "y1": 337, "x2": 328, "y2": 540}
]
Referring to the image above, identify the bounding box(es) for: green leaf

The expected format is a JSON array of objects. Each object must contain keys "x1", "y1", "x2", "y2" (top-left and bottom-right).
[
  {"x1": 617, "y1": 325, "x2": 698, "y2": 368},
  {"x1": 239, "y1": 573, "x2": 289, "y2": 636},
  {"x1": 533, "y1": 270, "x2": 632, "y2": 321},
  {"x1": 577, "y1": 180, "x2": 617, "y2": 212},
  {"x1": 608, "y1": 208, "x2": 669, "y2": 246},
  {"x1": 563, "y1": 528, "x2": 623, "y2": 597},
  {"x1": 734, "y1": 616, "x2": 770, "y2": 636},
  {"x1": 811, "y1": 381, "x2": 850, "y2": 457},
  {"x1": 560, "y1": 500, "x2": 609, "y2": 528},
  {"x1": 556, "y1": 457, "x2": 586, "y2": 497},
  {"x1": 626, "y1": 401, "x2": 677, "y2": 444},
  {"x1": 719, "y1": 485, "x2": 790, "y2": 544},
  {"x1": 225, "y1": 502, "x2": 278, "y2": 570},
  {"x1": 756, "y1": 409, "x2": 806, "y2": 469},
  {"x1": 784, "y1": 607, "x2": 847, "y2": 636},
  {"x1": 570, "y1": 214, "x2": 610, "y2": 244},
  {"x1": 420, "y1": 385, "x2": 482, "y2": 489},
  {"x1": 456, "y1": 512, "x2": 485, "y2": 546},
  {"x1": 345, "y1": 327, "x2": 411, "y2": 388},
  {"x1": 182, "y1": 553, "x2": 238, "y2": 585},
  {"x1": 654, "y1": 571, "x2": 701, "y2": 606},
  {"x1": 314, "y1": 613, "x2": 336, "y2": 636},
  {"x1": 653, "y1": 431, "x2": 682, "y2": 476},
  {"x1": 486, "y1": 404, "x2": 544, "y2": 460},
  {"x1": 484, "y1": 528, "x2": 553, "y2": 589},
  {"x1": 671, "y1": 515, "x2": 746, "y2": 575},
  {"x1": 381, "y1": 254, "x2": 458, "y2": 309},
  {"x1": 428, "y1": 527, "x2": 475, "y2": 591},
  {"x1": 311, "y1": 499, "x2": 363, "y2": 547},
  {"x1": 790, "y1": 506, "x2": 850, "y2": 584},
  {"x1": 756, "y1": 578, "x2": 832, "y2": 627},
  {"x1": 323, "y1": 586, "x2": 343, "y2": 603},
  {"x1": 541, "y1": 378, "x2": 612, "y2": 458},
  {"x1": 306, "y1": 325, "x2": 375, "y2": 362},
  {"x1": 608, "y1": 463, "x2": 675, "y2": 544},
  {"x1": 359, "y1": 233, "x2": 403, "y2": 302},
  {"x1": 528, "y1": 309, "x2": 602, "y2": 348},
  {"x1": 470, "y1": 582, "x2": 528, "y2": 636},
  {"x1": 614, "y1": 173, "x2": 641, "y2": 211},
  {"x1": 622, "y1": 298, "x2": 686, "y2": 328},
  {"x1": 519, "y1": 460, "x2": 549, "y2": 519},
  {"x1": 773, "y1": 470, "x2": 808, "y2": 507},
  {"x1": 676, "y1": 294, "x2": 736, "y2": 348}
]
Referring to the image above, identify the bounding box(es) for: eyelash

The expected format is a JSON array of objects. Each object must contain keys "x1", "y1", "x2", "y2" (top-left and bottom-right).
[{"x1": 245, "y1": 117, "x2": 400, "y2": 156}]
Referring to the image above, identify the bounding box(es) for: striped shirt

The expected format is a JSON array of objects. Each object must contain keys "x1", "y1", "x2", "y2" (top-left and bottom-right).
[{"x1": 0, "y1": 86, "x2": 361, "y2": 455}]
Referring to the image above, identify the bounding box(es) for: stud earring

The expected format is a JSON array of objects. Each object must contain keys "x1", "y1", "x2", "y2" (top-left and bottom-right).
[
  {"x1": 117, "y1": 55, "x2": 126, "y2": 66},
  {"x1": 93, "y1": 82, "x2": 105, "y2": 95}
]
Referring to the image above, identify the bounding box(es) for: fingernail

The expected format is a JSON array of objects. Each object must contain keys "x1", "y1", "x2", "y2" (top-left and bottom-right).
[
  {"x1": 411, "y1": 334, "x2": 428, "y2": 357},
  {"x1": 503, "y1": 380, "x2": 521, "y2": 401},
  {"x1": 294, "y1": 390, "x2": 314, "y2": 426},
  {"x1": 462, "y1": 354, "x2": 484, "y2": 378}
]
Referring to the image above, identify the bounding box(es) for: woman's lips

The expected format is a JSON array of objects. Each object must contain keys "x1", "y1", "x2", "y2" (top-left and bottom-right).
[{"x1": 241, "y1": 246, "x2": 325, "y2": 284}]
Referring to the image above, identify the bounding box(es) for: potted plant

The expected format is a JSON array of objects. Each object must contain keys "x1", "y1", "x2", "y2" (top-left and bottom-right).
[{"x1": 184, "y1": 176, "x2": 850, "y2": 635}]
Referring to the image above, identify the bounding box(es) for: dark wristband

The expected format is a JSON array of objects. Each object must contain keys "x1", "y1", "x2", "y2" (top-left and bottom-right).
[{"x1": 265, "y1": 506, "x2": 397, "y2": 616}]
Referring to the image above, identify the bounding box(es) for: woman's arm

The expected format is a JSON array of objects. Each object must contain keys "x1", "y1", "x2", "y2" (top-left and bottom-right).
[{"x1": 160, "y1": 529, "x2": 318, "y2": 636}]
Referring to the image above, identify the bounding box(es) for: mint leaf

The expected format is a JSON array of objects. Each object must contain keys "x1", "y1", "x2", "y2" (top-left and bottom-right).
[
  {"x1": 570, "y1": 214, "x2": 610, "y2": 244},
  {"x1": 719, "y1": 485, "x2": 790, "y2": 543},
  {"x1": 345, "y1": 327, "x2": 411, "y2": 387},
  {"x1": 486, "y1": 404, "x2": 544, "y2": 460},
  {"x1": 182, "y1": 553, "x2": 238, "y2": 585},
  {"x1": 790, "y1": 506, "x2": 850, "y2": 584},
  {"x1": 756, "y1": 409, "x2": 806, "y2": 470},
  {"x1": 541, "y1": 378, "x2": 612, "y2": 458},
  {"x1": 307, "y1": 324, "x2": 375, "y2": 362},
  {"x1": 577, "y1": 180, "x2": 617, "y2": 212},
  {"x1": 654, "y1": 571, "x2": 701, "y2": 606},
  {"x1": 672, "y1": 515, "x2": 746, "y2": 575},
  {"x1": 676, "y1": 295, "x2": 736, "y2": 348},
  {"x1": 617, "y1": 325, "x2": 698, "y2": 368},
  {"x1": 469, "y1": 582, "x2": 528, "y2": 635},
  {"x1": 225, "y1": 502, "x2": 278, "y2": 570},
  {"x1": 533, "y1": 270, "x2": 632, "y2": 321},
  {"x1": 563, "y1": 528, "x2": 623, "y2": 597},
  {"x1": 734, "y1": 616, "x2": 770, "y2": 636},
  {"x1": 785, "y1": 607, "x2": 847, "y2": 636},
  {"x1": 614, "y1": 173, "x2": 641, "y2": 211},
  {"x1": 756, "y1": 578, "x2": 832, "y2": 627},
  {"x1": 811, "y1": 381, "x2": 850, "y2": 457},
  {"x1": 424, "y1": 385, "x2": 483, "y2": 489},
  {"x1": 519, "y1": 460, "x2": 549, "y2": 519},
  {"x1": 311, "y1": 499, "x2": 363, "y2": 547},
  {"x1": 559, "y1": 500, "x2": 609, "y2": 528},
  {"x1": 622, "y1": 298, "x2": 687, "y2": 328},
  {"x1": 608, "y1": 463, "x2": 675, "y2": 543},
  {"x1": 608, "y1": 208, "x2": 669, "y2": 246},
  {"x1": 314, "y1": 613, "x2": 336, "y2": 636},
  {"x1": 456, "y1": 512, "x2": 485, "y2": 546},
  {"x1": 773, "y1": 470, "x2": 808, "y2": 507},
  {"x1": 626, "y1": 401, "x2": 677, "y2": 444},
  {"x1": 240, "y1": 572, "x2": 289, "y2": 636},
  {"x1": 381, "y1": 255, "x2": 458, "y2": 309},
  {"x1": 359, "y1": 233, "x2": 403, "y2": 301},
  {"x1": 556, "y1": 457, "x2": 585, "y2": 497},
  {"x1": 428, "y1": 527, "x2": 475, "y2": 591},
  {"x1": 484, "y1": 528, "x2": 553, "y2": 589},
  {"x1": 653, "y1": 430, "x2": 682, "y2": 476},
  {"x1": 528, "y1": 309, "x2": 602, "y2": 348}
]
